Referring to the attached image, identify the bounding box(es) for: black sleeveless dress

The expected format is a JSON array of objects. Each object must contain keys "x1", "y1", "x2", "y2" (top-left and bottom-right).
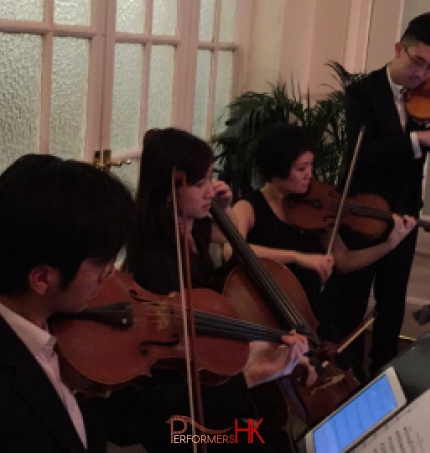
[{"x1": 242, "y1": 190, "x2": 324, "y2": 313}]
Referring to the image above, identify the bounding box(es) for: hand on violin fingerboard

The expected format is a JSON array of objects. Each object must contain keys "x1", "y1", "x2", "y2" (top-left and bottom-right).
[
  {"x1": 242, "y1": 331, "x2": 315, "y2": 388},
  {"x1": 386, "y1": 214, "x2": 417, "y2": 249}
]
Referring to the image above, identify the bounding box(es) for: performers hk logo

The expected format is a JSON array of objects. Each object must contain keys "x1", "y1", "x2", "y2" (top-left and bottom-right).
[{"x1": 166, "y1": 415, "x2": 265, "y2": 445}]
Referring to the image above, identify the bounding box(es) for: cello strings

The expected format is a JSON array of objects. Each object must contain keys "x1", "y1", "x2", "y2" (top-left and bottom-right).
[{"x1": 212, "y1": 201, "x2": 315, "y2": 338}]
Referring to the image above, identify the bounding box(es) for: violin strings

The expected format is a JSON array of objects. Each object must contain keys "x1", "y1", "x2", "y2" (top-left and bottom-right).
[
  {"x1": 194, "y1": 311, "x2": 286, "y2": 342},
  {"x1": 143, "y1": 309, "x2": 343, "y2": 380},
  {"x1": 346, "y1": 201, "x2": 391, "y2": 220},
  {"x1": 138, "y1": 306, "x2": 287, "y2": 343}
]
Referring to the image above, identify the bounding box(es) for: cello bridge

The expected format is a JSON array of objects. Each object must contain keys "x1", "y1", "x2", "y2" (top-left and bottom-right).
[{"x1": 310, "y1": 373, "x2": 345, "y2": 395}]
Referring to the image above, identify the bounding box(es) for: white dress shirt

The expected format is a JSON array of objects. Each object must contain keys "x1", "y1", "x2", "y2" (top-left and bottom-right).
[
  {"x1": 387, "y1": 65, "x2": 422, "y2": 158},
  {"x1": 0, "y1": 302, "x2": 87, "y2": 448}
]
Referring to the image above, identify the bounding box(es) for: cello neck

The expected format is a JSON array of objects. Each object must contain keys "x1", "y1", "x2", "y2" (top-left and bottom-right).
[{"x1": 210, "y1": 199, "x2": 318, "y2": 344}]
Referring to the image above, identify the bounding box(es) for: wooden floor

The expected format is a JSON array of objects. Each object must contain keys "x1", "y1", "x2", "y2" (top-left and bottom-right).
[{"x1": 361, "y1": 228, "x2": 430, "y2": 372}]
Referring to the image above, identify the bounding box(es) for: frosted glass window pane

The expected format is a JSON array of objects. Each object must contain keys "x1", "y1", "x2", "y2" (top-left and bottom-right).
[
  {"x1": 219, "y1": 0, "x2": 236, "y2": 42},
  {"x1": 50, "y1": 38, "x2": 89, "y2": 160},
  {"x1": 0, "y1": 33, "x2": 41, "y2": 171},
  {"x1": 152, "y1": 0, "x2": 177, "y2": 35},
  {"x1": 192, "y1": 50, "x2": 212, "y2": 138},
  {"x1": 111, "y1": 43, "x2": 143, "y2": 155},
  {"x1": 54, "y1": 0, "x2": 91, "y2": 26},
  {"x1": 213, "y1": 51, "x2": 233, "y2": 133},
  {"x1": 0, "y1": 0, "x2": 43, "y2": 21},
  {"x1": 116, "y1": 0, "x2": 145, "y2": 33},
  {"x1": 147, "y1": 46, "x2": 174, "y2": 130},
  {"x1": 111, "y1": 160, "x2": 140, "y2": 195},
  {"x1": 199, "y1": 0, "x2": 215, "y2": 42}
]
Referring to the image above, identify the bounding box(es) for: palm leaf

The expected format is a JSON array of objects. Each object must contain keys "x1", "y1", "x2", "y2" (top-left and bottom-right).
[{"x1": 213, "y1": 62, "x2": 366, "y2": 197}]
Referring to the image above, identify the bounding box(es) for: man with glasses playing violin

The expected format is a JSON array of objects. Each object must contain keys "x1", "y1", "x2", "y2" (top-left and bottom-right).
[
  {"x1": 333, "y1": 13, "x2": 430, "y2": 377},
  {"x1": 0, "y1": 154, "x2": 315, "y2": 453}
]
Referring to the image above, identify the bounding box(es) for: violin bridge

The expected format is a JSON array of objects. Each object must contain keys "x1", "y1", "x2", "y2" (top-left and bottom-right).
[{"x1": 154, "y1": 297, "x2": 174, "y2": 331}]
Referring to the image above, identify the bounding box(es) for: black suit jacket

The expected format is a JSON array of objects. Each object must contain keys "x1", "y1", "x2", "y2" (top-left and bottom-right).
[
  {"x1": 0, "y1": 316, "x2": 103, "y2": 452},
  {"x1": 0, "y1": 315, "x2": 259, "y2": 453},
  {"x1": 343, "y1": 66, "x2": 427, "y2": 216}
]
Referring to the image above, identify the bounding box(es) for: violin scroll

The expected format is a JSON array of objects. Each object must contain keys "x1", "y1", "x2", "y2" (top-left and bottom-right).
[{"x1": 405, "y1": 77, "x2": 430, "y2": 124}]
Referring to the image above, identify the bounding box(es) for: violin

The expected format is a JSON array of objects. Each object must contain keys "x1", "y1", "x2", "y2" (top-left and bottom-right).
[
  {"x1": 406, "y1": 77, "x2": 430, "y2": 123},
  {"x1": 210, "y1": 199, "x2": 359, "y2": 428},
  {"x1": 51, "y1": 270, "x2": 293, "y2": 394},
  {"x1": 285, "y1": 179, "x2": 430, "y2": 238}
]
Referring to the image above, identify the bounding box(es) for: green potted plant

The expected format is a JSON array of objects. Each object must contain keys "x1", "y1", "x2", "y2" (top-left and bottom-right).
[{"x1": 213, "y1": 61, "x2": 366, "y2": 200}]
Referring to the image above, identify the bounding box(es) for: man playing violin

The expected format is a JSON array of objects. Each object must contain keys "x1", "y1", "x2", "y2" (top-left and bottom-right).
[
  {"x1": 338, "y1": 12, "x2": 430, "y2": 375},
  {"x1": 0, "y1": 153, "x2": 314, "y2": 453}
]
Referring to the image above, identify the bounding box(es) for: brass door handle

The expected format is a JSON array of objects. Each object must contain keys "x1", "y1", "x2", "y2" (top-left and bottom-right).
[{"x1": 93, "y1": 150, "x2": 132, "y2": 171}]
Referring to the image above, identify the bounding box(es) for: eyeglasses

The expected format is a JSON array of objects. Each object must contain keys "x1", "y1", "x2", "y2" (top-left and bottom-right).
[
  {"x1": 403, "y1": 45, "x2": 430, "y2": 73},
  {"x1": 79, "y1": 261, "x2": 116, "y2": 283}
]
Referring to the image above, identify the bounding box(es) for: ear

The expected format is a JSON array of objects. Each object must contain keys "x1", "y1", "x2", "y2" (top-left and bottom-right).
[
  {"x1": 394, "y1": 42, "x2": 403, "y2": 59},
  {"x1": 28, "y1": 265, "x2": 59, "y2": 296}
]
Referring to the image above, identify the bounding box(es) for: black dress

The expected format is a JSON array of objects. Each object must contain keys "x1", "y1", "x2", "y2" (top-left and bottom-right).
[
  {"x1": 130, "y1": 217, "x2": 214, "y2": 295},
  {"x1": 242, "y1": 190, "x2": 324, "y2": 311},
  {"x1": 241, "y1": 190, "x2": 366, "y2": 377}
]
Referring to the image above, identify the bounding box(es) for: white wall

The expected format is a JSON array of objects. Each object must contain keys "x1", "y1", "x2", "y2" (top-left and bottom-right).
[
  {"x1": 366, "y1": 0, "x2": 405, "y2": 71},
  {"x1": 244, "y1": 0, "x2": 429, "y2": 95},
  {"x1": 245, "y1": 0, "x2": 364, "y2": 96},
  {"x1": 244, "y1": 0, "x2": 430, "y2": 217},
  {"x1": 244, "y1": 0, "x2": 286, "y2": 92},
  {"x1": 402, "y1": 0, "x2": 430, "y2": 31},
  {"x1": 307, "y1": 0, "x2": 350, "y2": 97}
]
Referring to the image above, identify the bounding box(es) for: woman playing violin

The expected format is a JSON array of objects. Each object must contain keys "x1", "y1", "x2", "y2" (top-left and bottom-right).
[
  {"x1": 225, "y1": 123, "x2": 416, "y2": 376},
  {"x1": 123, "y1": 127, "x2": 316, "y2": 452},
  {"x1": 226, "y1": 123, "x2": 416, "y2": 307}
]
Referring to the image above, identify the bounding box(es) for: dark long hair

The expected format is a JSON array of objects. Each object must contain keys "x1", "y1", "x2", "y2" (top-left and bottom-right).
[{"x1": 124, "y1": 128, "x2": 213, "y2": 272}]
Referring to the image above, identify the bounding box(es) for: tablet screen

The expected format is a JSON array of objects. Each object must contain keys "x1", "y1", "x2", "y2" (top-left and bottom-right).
[{"x1": 310, "y1": 368, "x2": 405, "y2": 452}]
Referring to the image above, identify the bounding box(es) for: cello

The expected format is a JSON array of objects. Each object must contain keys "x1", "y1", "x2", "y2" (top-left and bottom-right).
[{"x1": 210, "y1": 199, "x2": 360, "y2": 428}]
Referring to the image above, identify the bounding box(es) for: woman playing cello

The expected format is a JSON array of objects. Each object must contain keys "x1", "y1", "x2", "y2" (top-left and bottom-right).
[{"x1": 123, "y1": 127, "x2": 316, "y2": 452}]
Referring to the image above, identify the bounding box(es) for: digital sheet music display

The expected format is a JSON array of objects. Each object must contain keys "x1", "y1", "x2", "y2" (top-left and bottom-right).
[{"x1": 313, "y1": 374, "x2": 398, "y2": 453}]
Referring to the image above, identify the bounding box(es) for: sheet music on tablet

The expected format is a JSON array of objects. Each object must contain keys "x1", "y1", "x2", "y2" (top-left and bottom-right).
[
  {"x1": 304, "y1": 367, "x2": 406, "y2": 453},
  {"x1": 351, "y1": 388, "x2": 430, "y2": 452}
]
